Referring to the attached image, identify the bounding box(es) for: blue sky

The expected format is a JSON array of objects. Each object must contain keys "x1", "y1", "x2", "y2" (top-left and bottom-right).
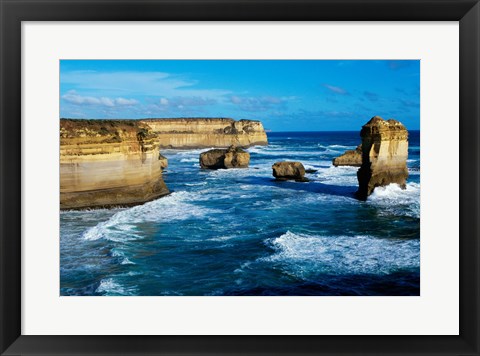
[{"x1": 60, "y1": 60, "x2": 420, "y2": 131}]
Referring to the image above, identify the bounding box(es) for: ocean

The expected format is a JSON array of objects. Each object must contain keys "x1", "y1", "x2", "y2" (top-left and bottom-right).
[{"x1": 60, "y1": 131, "x2": 420, "y2": 296}]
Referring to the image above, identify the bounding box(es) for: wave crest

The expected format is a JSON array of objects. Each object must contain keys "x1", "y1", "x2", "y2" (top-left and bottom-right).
[
  {"x1": 260, "y1": 231, "x2": 419, "y2": 279},
  {"x1": 83, "y1": 191, "x2": 218, "y2": 241},
  {"x1": 368, "y1": 182, "x2": 420, "y2": 218}
]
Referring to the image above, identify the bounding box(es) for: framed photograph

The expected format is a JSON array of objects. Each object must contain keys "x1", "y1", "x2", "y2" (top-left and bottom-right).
[{"x1": 1, "y1": 0, "x2": 479, "y2": 355}]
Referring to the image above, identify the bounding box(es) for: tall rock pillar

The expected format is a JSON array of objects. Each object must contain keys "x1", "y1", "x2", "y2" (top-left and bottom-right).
[{"x1": 356, "y1": 116, "x2": 409, "y2": 200}]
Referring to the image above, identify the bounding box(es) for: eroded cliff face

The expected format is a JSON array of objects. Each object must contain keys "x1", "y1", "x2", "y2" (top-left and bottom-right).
[
  {"x1": 356, "y1": 116, "x2": 409, "y2": 200},
  {"x1": 60, "y1": 120, "x2": 169, "y2": 210},
  {"x1": 140, "y1": 118, "x2": 268, "y2": 148}
]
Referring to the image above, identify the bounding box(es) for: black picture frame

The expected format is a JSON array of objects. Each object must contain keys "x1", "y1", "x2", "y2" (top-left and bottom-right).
[{"x1": 1, "y1": 0, "x2": 479, "y2": 355}]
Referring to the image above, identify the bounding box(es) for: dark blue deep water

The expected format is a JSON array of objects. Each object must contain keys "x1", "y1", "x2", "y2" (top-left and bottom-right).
[{"x1": 60, "y1": 131, "x2": 420, "y2": 296}]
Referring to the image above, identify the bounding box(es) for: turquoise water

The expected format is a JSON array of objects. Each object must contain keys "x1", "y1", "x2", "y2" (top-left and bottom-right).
[{"x1": 60, "y1": 131, "x2": 420, "y2": 296}]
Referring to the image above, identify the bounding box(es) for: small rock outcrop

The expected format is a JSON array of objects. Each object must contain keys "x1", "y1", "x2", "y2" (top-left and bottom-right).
[
  {"x1": 199, "y1": 145, "x2": 250, "y2": 169},
  {"x1": 272, "y1": 161, "x2": 309, "y2": 182},
  {"x1": 332, "y1": 144, "x2": 362, "y2": 167},
  {"x1": 356, "y1": 116, "x2": 409, "y2": 200}
]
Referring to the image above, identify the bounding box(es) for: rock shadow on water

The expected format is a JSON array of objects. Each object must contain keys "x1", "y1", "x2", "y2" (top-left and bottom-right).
[
  {"x1": 241, "y1": 176, "x2": 357, "y2": 199},
  {"x1": 222, "y1": 271, "x2": 420, "y2": 296}
]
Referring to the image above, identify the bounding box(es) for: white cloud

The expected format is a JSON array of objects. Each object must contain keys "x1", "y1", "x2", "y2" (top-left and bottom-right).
[
  {"x1": 115, "y1": 97, "x2": 139, "y2": 106},
  {"x1": 156, "y1": 96, "x2": 216, "y2": 109},
  {"x1": 230, "y1": 96, "x2": 242, "y2": 104},
  {"x1": 61, "y1": 71, "x2": 231, "y2": 99},
  {"x1": 229, "y1": 95, "x2": 294, "y2": 112},
  {"x1": 100, "y1": 97, "x2": 115, "y2": 107},
  {"x1": 62, "y1": 90, "x2": 138, "y2": 107},
  {"x1": 323, "y1": 84, "x2": 349, "y2": 95}
]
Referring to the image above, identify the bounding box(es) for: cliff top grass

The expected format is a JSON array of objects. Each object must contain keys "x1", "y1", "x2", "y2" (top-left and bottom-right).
[
  {"x1": 141, "y1": 117, "x2": 262, "y2": 123},
  {"x1": 61, "y1": 117, "x2": 262, "y2": 126},
  {"x1": 60, "y1": 119, "x2": 154, "y2": 143},
  {"x1": 61, "y1": 118, "x2": 145, "y2": 130}
]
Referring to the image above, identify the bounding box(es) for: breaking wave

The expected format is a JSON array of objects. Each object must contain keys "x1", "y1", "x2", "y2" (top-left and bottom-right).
[
  {"x1": 95, "y1": 278, "x2": 138, "y2": 296},
  {"x1": 261, "y1": 231, "x2": 419, "y2": 279},
  {"x1": 368, "y1": 182, "x2": 420, "y2": 218},
  {"x1": 83, "y1": 191, "x2": 219, "y2": 241}
]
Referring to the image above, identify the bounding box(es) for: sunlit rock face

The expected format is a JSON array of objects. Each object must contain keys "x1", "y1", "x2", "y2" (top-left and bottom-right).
[
  {"x1": 199, "y1": 145, "x2": 250, "y2": 169},
  {"x1": 356, "y1": 116, "x2": 409, "y2": 200},
  {"x1": 60, "y1": 119, "x2": 169, "y2": 210},
  {"x1": 332, "y1": 144, "x2": 363, "y2": 167},
  {"x1": 140, "y1": 118, "x2": 268, "y2": 148},
  {"x1": 272, "y1": 161, "x2": 309, "y2": 182}
]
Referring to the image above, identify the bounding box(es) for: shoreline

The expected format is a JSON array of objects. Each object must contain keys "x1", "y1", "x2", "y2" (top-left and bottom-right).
[{"x1": 60, "y1": 131, "x2": 420, "y2": 296}]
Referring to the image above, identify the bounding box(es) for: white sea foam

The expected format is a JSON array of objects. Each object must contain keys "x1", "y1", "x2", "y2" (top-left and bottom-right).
[
  {"x1": 163, "y1": 148, "x2": 214, "y2": 156},
  {"x1": 204, "y1": 166, "x2": 270, "y2": 180},
  {"x1": 180, "y1": 158, "x2": 198, "y2": 163},
  {"x1": 60, "y1": 207, "x2": 110, "y2": 215},
  {"x1": 208, "y1": 235, "x2": 239, "y2": 242},
  {"x1": 303, "y1": 161, "x2": 332, "y2": 169},
  {"x1": 313, "y1": 165, "x2": 358, "y2": 186},
  {"x1": 95, "y1": 278, "x2": 138, "y2": 296},
  {"x1": 83, "y1": 191, "x2": 219, "y2": 241},
  {"x1": 325, "y1": 144, "x2": 355, "y2": 149},
  {"x1": 301, "y1": 192, "x2": 356, "y2": 205},
  {"x1": 260, "y1": 231, "x2": 419, "y2": 279},
  {"x1": 111, "y1": 249, "x2": 124, "y2": 257},
  {"x1": 121, "y1": 258, "x2": 135, "y2": 265},
  {"x1": 184, "y1": 182, "x2": 208, "y2": 187},
  {"x1": 248, "y1": 146, "x2": 329, "y2": 157},
  {"x1": 111, "y1": 249, "x2": 136, "y2": 264},
  {"x1": 368, "y1": 182, "x2": 420, "y2": 218}
]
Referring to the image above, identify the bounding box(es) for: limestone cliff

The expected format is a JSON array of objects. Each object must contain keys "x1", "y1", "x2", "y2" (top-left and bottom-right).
[
  {"x1": 356, "y1": 116, "x2": 409, "y2": 200},
  {"x1": 140, "y1": 118, "x2": 268, "y2": 148},
  {"x1": 60, "y1": 119, "x2": 169, "y2": 210}
]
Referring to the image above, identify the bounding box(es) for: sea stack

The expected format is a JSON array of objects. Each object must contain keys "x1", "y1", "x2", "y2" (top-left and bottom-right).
[
  {"x1": 332, "y1": 144, "x2": 363, "y2": 167},
  {"x1": 199, "y1": 145, "x2": 250, "y2": 169},
  {"x1": 272, "y1": 161, "x2": 309, "y2": 182},
  {"x1": 60, "y1": 119, "x2": 170, "y2": 210},
  {"x1": 356, "y1": 116, "x2": 409, "y2": 200}
]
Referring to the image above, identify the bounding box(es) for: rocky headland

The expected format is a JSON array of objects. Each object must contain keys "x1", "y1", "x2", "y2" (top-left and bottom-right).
[
  {"x1": 140, "y1": 118, "x2": 268, "y2": 148},
  {"x1": 356, "y1": 116, "x2": 409, "y2": 200},
  {"x1": 60, "y1": 117, "x2": 268, "y2": 209},
  {"x1": 200, "y1": 145, "x2": 250, "y2": 169},
  {"x1": 60, "y1": 119, "x2": 170, "y2": 210}
]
